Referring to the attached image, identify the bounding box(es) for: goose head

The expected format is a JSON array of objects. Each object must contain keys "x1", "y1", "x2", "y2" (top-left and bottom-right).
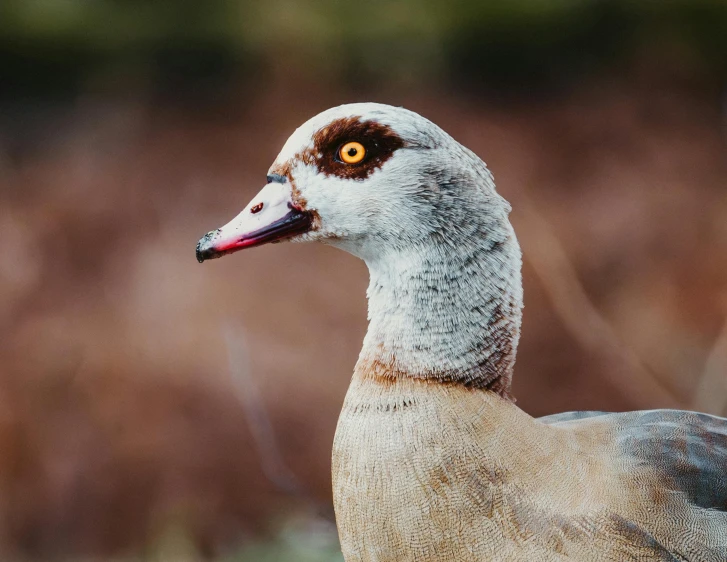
[
  {"x1": 196, "y1": 102, "x2": 522, "y2": 396},
  {"x1": 195, "y1": 103, "x2": 511, "y2": 263}
]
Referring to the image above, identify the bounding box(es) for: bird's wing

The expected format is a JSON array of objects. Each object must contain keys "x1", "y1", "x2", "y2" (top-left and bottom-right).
[
  {"x1": 540, "y1": 408, "x2": 727, "y2": 512},
  {"x1": 537, "y1": 410, "x2": 609, "y2": 424}
]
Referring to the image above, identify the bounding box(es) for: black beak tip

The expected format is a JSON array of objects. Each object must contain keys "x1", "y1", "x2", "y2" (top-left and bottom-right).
[{"x1": 196, "y1": 230, "x2": 218, "y2": 263}]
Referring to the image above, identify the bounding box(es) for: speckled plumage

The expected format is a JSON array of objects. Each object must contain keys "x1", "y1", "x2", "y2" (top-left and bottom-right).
[
  {"x1": 334, "y1": 378, "x2": 727, "y2": 561},
  {"x1": 198, "y1": 103, "x2": 727, "y2": 560}
]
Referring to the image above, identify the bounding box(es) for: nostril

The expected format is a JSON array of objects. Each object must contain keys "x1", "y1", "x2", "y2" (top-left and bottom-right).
[{"x1": 251, "y1": 203, "x2": 264, "y2": 214}]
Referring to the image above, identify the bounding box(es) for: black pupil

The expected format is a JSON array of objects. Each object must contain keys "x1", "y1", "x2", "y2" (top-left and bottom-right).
[{"x1": 347, "y1": 147, "x2": 358, "y2": 157}]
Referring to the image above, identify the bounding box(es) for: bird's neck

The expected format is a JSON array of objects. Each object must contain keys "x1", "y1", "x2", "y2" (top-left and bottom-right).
[{"x1": 355, "y1": 221, "x2": 523, "y2": 399}]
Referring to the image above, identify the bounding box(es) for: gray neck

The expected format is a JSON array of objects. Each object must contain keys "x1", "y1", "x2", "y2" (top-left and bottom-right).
[{"x1": 355, "y1": 211, "x2": 523, "y2": 399}]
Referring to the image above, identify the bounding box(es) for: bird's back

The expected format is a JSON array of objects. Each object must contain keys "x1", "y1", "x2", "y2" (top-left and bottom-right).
[
  {"x1": 540, "y1": 408, "x2": 727, "y2": 511},
  {"x1": 540, "y1": 407, "x2": 727, "y2": 558}
]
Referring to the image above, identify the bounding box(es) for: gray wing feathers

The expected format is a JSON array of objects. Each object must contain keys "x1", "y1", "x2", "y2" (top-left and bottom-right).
[
  {"x1": 537, "y1": 410, "x2": 609, "y2": 424},
  {"x1": 540, "y1": 408, "x2": 727, "y2": 512},
  {"x1": 615, "y1": 409, "x2": 727, "y2": 512}
]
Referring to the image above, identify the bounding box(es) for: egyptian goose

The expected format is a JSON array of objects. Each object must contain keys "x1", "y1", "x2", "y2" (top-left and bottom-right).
[{"x1": 196, "y1": 103, "x2": 727, "y2": 561}]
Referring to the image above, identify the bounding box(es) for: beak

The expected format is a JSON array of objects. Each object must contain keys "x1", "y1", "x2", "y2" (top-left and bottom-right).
[{"x1": 196, "y1": 181, "x2": 313, "y2": 263}]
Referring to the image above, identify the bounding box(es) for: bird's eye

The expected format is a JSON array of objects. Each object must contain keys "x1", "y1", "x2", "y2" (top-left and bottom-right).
[{"x1": 339, "y1": 142, "x2": 366, "y2": 164}]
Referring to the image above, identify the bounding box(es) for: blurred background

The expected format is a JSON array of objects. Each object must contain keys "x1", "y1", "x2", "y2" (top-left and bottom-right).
[{"x1": 1, "y1": 0, "x2": 726, "y2": 560}]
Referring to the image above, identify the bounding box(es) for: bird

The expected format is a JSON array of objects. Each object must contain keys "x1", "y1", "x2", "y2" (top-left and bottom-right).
[{"x1": 196, "y1": 103, "x2": 727, "y2": 561}]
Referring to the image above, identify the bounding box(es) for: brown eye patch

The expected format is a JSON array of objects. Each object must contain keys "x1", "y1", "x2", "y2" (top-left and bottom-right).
[{"x1": 307, "y1": 116, "x2": 406, "y2": 181}]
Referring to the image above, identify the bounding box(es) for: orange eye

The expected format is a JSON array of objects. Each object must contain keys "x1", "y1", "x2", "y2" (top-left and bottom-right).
[{"x1": 339, "y1": 141, "x2": 366, "y2": 164}]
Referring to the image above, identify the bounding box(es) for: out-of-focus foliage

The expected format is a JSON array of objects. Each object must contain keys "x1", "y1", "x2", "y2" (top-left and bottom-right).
[
  {"x1": 141, "y1": 517, "x2": 343, "y2": 562},
  {"x1": 227, "y1": 520, "x2": 343, "y2": 562},
  {"x1": 1, "y1": 0, "x2": 726, "y2": 97}
]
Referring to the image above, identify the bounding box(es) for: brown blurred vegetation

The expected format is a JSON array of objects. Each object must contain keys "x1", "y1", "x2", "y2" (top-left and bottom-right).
[{"x1": 1, "y1": 0, "x2": 726, "y2": 560}]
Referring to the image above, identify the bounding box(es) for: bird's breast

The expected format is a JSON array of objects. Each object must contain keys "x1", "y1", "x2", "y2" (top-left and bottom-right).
[{"x1": 330, "y1": 376, "x2": 703, "y2": 561}]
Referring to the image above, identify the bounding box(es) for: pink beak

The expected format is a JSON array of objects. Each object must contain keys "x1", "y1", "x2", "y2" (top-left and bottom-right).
[{"x1": 196, "y1": 180, "x2": 312, "y2": 263}]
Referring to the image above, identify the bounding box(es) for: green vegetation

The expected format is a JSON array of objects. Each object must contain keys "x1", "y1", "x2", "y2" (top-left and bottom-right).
[
  {"x1": 1, "y1": 0, "x2": 726, "y2": 96},
  {"x1": 226, "y1": 525, "x2": 344, "y2": 562}
]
